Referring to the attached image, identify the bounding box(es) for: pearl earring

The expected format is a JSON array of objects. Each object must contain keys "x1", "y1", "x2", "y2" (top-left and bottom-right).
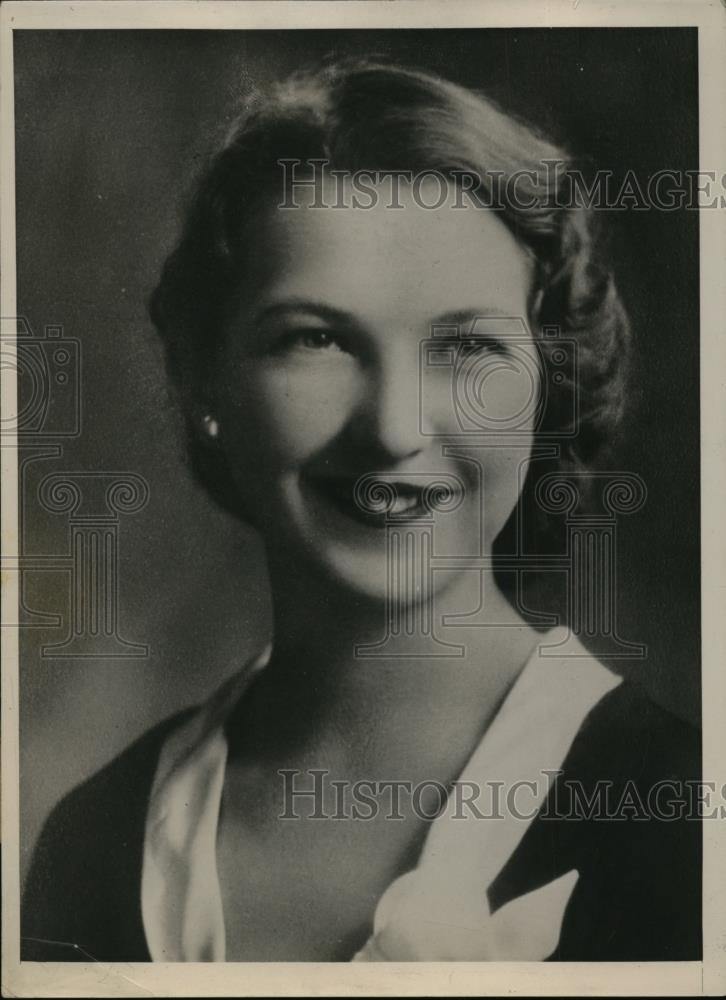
[{"x1": 202, "y1": 414, "x2": 219, "y2": 439}]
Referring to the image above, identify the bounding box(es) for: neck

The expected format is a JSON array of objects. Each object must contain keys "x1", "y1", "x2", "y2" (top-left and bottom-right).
[{"x1": 228, "y1": 552, "x2": 540, "y2": 787}]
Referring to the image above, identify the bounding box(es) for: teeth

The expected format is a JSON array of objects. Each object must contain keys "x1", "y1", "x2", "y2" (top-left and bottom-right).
[
  {"x1": 312, "y1": 478, "x2": 432, "y2": 519},
  {"x1": 390, "y1": 494, "x2": 421, "y2": 514}
]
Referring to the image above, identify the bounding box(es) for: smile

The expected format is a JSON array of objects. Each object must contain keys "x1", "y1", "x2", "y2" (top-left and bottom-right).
[{"x1": 305, "y1": 475, "x2": 462, "y2": 529}]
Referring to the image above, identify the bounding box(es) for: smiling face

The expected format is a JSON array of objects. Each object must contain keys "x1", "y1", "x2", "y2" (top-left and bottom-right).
[{"x1": 214, "y1": 177, "x2": 540, "y2": 601}]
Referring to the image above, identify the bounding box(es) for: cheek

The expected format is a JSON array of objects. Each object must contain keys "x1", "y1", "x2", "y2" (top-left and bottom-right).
[
  {"x1": 477, "y1": 448, "x2": 531, "y2": 550},
  {"x1": 483, "y1": 447, "x2": 533, "y2": 502},
  {"x1": 454, "y1": 350, "x2": 541, "y2": 435},
  {"x1": 221, "y1": 366, "x2": 357, "y2": 468},
  {"x1": 473, "y1": 352, "x2": 540, "y2": 513}
]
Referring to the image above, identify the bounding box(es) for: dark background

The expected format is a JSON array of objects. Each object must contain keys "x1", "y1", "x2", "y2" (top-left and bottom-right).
[{"x1": 15, "y1": 28, "x2": 700, "y2": 886}]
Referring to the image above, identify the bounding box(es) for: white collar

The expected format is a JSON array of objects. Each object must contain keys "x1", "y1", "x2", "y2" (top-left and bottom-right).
[{"x1": 141, "y1": 627, "x2": 620, "y2": 962}]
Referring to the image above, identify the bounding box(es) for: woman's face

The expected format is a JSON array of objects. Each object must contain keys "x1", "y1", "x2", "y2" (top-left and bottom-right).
[{"x1": 216, "y1": 176, "x2": 540, "y2": 600}]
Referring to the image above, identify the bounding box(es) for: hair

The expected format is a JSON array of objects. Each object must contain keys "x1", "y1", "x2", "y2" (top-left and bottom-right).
[{"x1": 150, "y1": 56, "x2": 632, "y2": 555}]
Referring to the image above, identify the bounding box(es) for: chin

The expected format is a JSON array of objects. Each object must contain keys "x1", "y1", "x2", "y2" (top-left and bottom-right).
[
  {"x1": 300, "y1": 540, "x2": 461, "y2": 608},
  {"x1": 264, "y1": 474, "x2": 509, "y2": 601},
  {"x1": 290, "y1": 519, "x2": 473, "y2": 608},
  {"x1": 314, "y1": 547, "x2": 395, "y2": 602}
]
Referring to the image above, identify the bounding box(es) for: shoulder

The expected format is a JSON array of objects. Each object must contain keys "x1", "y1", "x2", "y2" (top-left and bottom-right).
[
  {"x1": 22, "y1": 706, "x2": 194, "y2": 961},
  {"x1": 48, "y1": 706, "x2": 196, "y2": 827},
  {"x1": 490, "y1": 679, "x2": 702, "y2": 960},
  {"x1": 561, "y1": 681, "x2": 702, "y2": 959},
  {"x1": 564, "y1": 676, "x2": 700, "y2": 784}
]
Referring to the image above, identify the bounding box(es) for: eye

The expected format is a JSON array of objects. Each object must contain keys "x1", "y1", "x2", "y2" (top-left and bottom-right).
[
  {"x1": 453, "y1": 335, "x2": 509, "y2": 356},
  {"x1": 278, "y1": 328, "x2": 350, "y2": 353},
  {"x1": 299, "y1": 329, "x2": 344, "y2": 350}
]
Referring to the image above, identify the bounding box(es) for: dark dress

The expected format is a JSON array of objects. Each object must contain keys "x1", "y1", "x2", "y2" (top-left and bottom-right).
[{"x1": 21, "y1": 681, "x2": 701, "y2": 962}]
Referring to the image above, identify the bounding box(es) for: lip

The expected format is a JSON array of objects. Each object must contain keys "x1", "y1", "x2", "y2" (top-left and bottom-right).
[{"x1": 303, "y1": 474, "x2": 463, "y2": 529}]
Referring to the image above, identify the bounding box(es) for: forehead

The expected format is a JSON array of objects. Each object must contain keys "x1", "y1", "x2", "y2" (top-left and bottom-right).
[{"x1": 238, "y1": 176, "x2": 534, "y2": 322}]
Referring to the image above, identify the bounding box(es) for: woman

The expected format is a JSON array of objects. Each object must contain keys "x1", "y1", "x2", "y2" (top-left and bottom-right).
[{"x1": 22, "y1": 57, "x2": 700, "y2": 963}]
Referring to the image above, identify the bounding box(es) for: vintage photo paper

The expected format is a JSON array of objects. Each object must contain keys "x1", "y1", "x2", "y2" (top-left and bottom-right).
[{"x1": 2, "y1": 1, "x2": 725, "y2": 996}]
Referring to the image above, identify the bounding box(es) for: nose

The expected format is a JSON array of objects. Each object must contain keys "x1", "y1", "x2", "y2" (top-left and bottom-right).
[{"x1": 351, "y1": 341, "x2": 433, "y2": 461}]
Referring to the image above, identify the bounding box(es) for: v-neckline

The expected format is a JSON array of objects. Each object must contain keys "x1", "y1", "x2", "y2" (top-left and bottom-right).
[{"x1": 141, "y1": 627, "x2": 620, "y2": 961}]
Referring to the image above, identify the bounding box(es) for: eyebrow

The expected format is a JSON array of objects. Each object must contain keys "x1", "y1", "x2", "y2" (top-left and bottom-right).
[
  {"x1": 254, "y1": 299, "x2": 521, "y2": 329},
  {"x1": 254, "y1": 300, "x2": 356, "y2": 326},
  {"x1": 433, "y1": 307, "x2": 519, "y2": 325},
  {"x1": 431, "y1": 308, "x2": 529, "y2": 340}
]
